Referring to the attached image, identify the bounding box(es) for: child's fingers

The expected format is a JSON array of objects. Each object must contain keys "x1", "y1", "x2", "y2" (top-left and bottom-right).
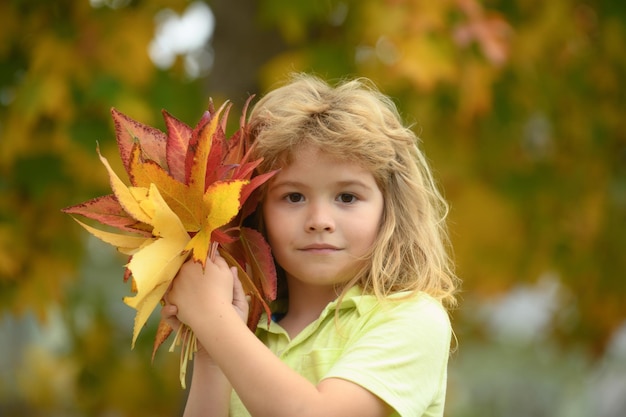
[
  {"x1": 231, "y1": 267, "x2": 250, "y2": 322},
  {"x1": 211, "y1": 251, "x2": 229, "y2": 267},
  {"x1": 160, "y1": 303, "x2": 181, "y2": 331},
  {"x1": 231, "y1": 268, "x2": 251, "y2": 303},
  {"x1": 232, "y1": 267, "x2": 243, "y2": 298}
]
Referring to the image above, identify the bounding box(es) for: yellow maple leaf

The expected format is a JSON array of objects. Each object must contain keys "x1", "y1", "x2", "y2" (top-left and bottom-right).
[
  {"x1": 123, "y1": 183, "x2": 191, "y2": 348},
  {"x1": 97, "y1": 146, "x2": 152, "y2": 225},
  {"x1": 70, "y1": 218, "x2": 151, "y2": 255},
  {"x1": 185, "y1": 180, "x2": 248, "y2": 266},
  {"x1": 127, "y1": 144, "x2": 201, "y2": 231}
]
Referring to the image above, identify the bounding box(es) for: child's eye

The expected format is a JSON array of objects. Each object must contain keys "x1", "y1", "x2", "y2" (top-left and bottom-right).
[
  {"x1": 337, "y1": 193, "x2": 357, "y2": 203},
  {"x1": 285, "y1": 193, "x2": 304, "y2": 203}
]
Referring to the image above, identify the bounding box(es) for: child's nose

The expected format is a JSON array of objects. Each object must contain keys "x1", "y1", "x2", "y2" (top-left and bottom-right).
[{"x1": 305, "y1": 203, "x2": 335, "y2": 232}]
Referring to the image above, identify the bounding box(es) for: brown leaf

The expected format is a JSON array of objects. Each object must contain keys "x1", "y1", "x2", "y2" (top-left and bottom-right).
[{"x1": 152, "y1": 318, "x2": 173, "y2": 362}]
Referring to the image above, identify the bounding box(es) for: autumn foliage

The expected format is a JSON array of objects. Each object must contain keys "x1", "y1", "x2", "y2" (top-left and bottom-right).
[{"x1": 62, "y1": 101, "x2": 277, "y2": 386}]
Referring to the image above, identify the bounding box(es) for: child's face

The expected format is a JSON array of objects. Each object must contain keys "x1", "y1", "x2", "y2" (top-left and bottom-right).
[{"x1": 262, "y1": 144, "x2": 384, "y2": 292}]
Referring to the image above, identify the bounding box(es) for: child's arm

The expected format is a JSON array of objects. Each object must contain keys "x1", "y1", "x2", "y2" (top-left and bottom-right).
[
  {"x1": 168, "y1": 256, "x2": 391, "y2": 417},
  {"x1": 161, "y1": 302, "x2": 237, "y2": 417},
  {"x1": 183, "y1": 354, "x2": 231, "y2": 417}
]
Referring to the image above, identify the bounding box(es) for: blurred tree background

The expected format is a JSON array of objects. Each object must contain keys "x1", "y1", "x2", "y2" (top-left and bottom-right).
[{"x1": 1, "y1": 0, "x2": 625, "y2": 415}]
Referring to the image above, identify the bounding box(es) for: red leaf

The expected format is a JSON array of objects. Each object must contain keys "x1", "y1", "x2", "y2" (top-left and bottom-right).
[
  {"x1": 204, "y1": 124, "x2": 227, "y2": 186},
  {"x1": 239, "y1": 170, "x2": 279, "y2": 220},
  {"x1": 215, "y1": 164, "x2": 237, "y2": 181},
  {"x1": 233, "y1": 158, "x2": 262, "y2": 181},
  {"x1": 62, "y1": 194, "x2": 151, "y2": 235},
  {"x1": 223, "y1": 95, "x2": 255, "y2": 166},
  {"x1": 223, "y1": 130, "x2": 246, "y2": 166},
  {"x1": 247, "y1": 295, "x2": 266, "y2": 331},
  {"x1": 163, "y1": 110, "x2": 192, "y2": 183},
  {"x1": 240, "y1": 95, "x2": 255, "y2": 130},
  {"x1": 218, "y1": 247, "x2": 273, "y2": 331},
  {"x1": 218, "y1": 101, "x2": 232, "y2": 137},
  {"x1": 112, "y1": 108, "x2": 168, "y2": 173},
  {"x1": 211, "y1": 228, "x2": 237, "y2": 245},
  {"x1": 184, "y1": 112, "x2": 212, "y2": 187},
  {"x1": 240, "y1": 227, "x2": 277, "y2": 301}
]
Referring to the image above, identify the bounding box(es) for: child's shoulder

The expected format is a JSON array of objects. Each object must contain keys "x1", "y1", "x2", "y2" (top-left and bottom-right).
[
  {"x1": 345, "y1": 289, "x2": 453, "y2": 353},
  {"x1": 352, "y1": 289, "x2": 451, "y2": 329},
  {"x1": 385, "y1": 291, "x2": 450, "y2": 324}
]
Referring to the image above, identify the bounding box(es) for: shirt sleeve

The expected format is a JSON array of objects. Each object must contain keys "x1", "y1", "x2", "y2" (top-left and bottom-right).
[{"x1": 322, "y1": 294, "x2": 452, "y2": 417}]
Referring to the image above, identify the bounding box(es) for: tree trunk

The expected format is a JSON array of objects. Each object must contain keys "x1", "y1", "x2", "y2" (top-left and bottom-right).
[{"x1": 207, "y1": 0, "x2": 287, "y2": 100}]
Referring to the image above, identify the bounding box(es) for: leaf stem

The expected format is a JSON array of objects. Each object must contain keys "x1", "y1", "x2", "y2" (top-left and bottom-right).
[{"x1": 170, "y1": 241, "x2": 220, "y2": 389}]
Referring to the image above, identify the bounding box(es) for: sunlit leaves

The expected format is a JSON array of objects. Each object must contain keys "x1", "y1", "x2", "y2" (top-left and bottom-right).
[
  {"x1": 63, "y1": 104, "x2": 277, "y2": 386},
  {"x1": 185, "y1": 179, "x2": 248, "y2": 265},
  {"x1": 124, "y1": 184, "x2": 191, "y2": 348}
]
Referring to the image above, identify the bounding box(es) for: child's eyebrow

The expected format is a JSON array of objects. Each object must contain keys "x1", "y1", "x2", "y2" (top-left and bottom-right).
[
  {"x1": 334, "y1": 180, "x2": 376, "y2": 190},
  {"x1": 267, "y1": 180, "x2": 305, "y2": 190},
  {"x1": 269, "y1": 179, "x2": 375, "y2": 191}
]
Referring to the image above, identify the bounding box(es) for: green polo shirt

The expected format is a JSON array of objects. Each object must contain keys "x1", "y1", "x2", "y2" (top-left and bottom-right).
[{"x1": 229, "y1": 286, "x2": 451, "y2": 416}]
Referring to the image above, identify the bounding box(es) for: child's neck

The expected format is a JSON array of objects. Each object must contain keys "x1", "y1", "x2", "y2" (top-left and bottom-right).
[{"x1": 280, "y1": 280, "x2": 339, "y2": 339}]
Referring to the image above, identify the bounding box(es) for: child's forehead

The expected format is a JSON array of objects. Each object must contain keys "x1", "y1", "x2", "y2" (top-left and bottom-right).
[
  {"x1": 292, "y1": 143, "x2": 325, "y2": 159},
  {"x1": 265, "y1": 140, "x2": 380, "y2": 182},
  {"x1": 281, "y1": 143, "x2": 346, "y2": 165},
  {"x1": 274, "y1": 145, "x2": 375, "y2": 183}
]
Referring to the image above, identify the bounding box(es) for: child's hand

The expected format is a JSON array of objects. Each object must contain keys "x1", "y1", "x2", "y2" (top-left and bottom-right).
[
  {"x1": 160, "y1": 302, "x2": 181, "y2": 332},
  {"x1": 231, "y1": 267, "x2": 250, "y2": 324},
  {"x1": 167, "y1": 253, "x2": 249, "y2": 329}
]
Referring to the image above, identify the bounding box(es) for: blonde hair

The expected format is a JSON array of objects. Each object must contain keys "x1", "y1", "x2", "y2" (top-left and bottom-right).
[{"x1": 248, "y1": 74, "x2": 459, "y2": 309}]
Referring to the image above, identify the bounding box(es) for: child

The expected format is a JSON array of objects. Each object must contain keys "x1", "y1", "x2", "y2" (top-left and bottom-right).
[{"x1": 162, "y1": 73, "x2": 459, "y2": 417}]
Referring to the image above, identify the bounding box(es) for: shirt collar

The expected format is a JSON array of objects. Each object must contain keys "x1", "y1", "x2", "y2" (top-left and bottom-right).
[{"x1": 257, "y1": 285, "x2": 377, "y2": 334}]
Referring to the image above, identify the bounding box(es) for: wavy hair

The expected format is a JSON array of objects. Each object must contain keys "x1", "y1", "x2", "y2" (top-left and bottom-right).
[{"x1": 247, "y1": 73, "x2": 459, "y2": 309}]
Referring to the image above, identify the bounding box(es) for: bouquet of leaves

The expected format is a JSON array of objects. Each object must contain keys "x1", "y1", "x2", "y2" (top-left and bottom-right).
[{"x1": 62, "y1": 99, "x2": 277, "y2": 388}]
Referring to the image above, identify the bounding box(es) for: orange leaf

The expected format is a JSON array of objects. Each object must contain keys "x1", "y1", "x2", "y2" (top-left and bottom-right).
[
  {"x1": 112, "y1": 108, "x2": 168, "y2": 172},
  {"x1": 128, "y1": 144, "x2": 200, "y2": 231},
  {"x1": 152, "y1": 318, "x2": 173, "y2": 362},
  {"x1": 163, "y1": 110, "x2": 192, "y2": 182}
]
